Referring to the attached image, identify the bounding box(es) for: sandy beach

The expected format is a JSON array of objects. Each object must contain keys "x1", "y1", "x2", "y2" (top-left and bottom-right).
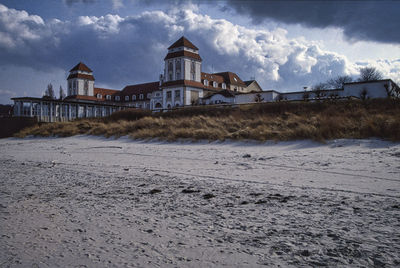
[{"x1": 1, "y1": 136, "x2": 400, "y2": 267}]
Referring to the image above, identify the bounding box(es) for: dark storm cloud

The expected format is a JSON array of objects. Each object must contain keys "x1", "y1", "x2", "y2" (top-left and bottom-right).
[
  {"x1": 225, "y1": 0, "x2": 400, "y2": 44},
  {"x1": 64, "y1": 0, "x2": 96, "y2": 6}
]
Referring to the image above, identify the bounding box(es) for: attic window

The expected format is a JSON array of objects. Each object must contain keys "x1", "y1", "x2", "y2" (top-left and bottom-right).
[
  {"x1": 125, "y1": 96, "x2": 129, "y2": 101},
  {"x1": 115, "y1": 96, "x2": 120, "y2": 101},
  {"x1": 213, "y1": 81, "x2": 217, "y2": 88},
  {"x1": 106, "y1": 95, "x2": 111, "y2": 100},
  {"x1": 204, "y1": 79, "x2": 209, "y2": 86},
  {"x1": 139, "y1": 94, "x2": 144, "y2": 100},
  {"x1": 234, "y1": 77, "x2": 237, "y2": 82},
  {"x1": 132, "y1": 95, "x2": 136, "y2": 101},
  {"x1": 97, "y1": 94, "x2": 102, "y2": 99},
  {"x1": 222, "y1": 83, "x2": 226, "y2": 89}
]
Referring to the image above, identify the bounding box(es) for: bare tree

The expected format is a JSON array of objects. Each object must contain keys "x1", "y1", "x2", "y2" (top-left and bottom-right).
[
  {"x1": 359, "y1": 67, "x2": 383, "y2": 82},
  {"x1": 327, "y1": 75, "x2": 353, "y2": 89},
  {"x1": 59, "y1": 86, "x2": 66, "y2": 100},
  {"x1": 276, "y1": 94, "x2": 284, "y2": 102},
  {"x1": 360, "y1": 88, "x2": 369, "y2": 100},
  {"x1": 254, "y1": 93, "x2": 264, "y2": 102},
  {"x1": 312, "y1": 82, "x2": 328, "y2": 100},
  {"x1": 302, "y1": 91, "x2": 310, "y2": 101},
  {"x1": 44, "y1": 83, "x2": 55, "y2": 99}
]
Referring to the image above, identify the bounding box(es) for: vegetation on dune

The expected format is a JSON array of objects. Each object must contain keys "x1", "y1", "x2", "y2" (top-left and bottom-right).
[{"x1": 14, "y1": 99, "x2": 400, "y2": 142}]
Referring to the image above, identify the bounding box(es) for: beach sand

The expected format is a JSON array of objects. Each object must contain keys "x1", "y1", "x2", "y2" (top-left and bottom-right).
[{"x1": 1, "y1": 136, "x2": 400, "y2": 267}]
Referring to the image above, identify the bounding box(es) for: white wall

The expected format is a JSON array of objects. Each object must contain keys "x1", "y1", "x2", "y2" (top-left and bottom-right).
[
  {"x1": 185, "y1": 87, "x2": 203, "y2": 106},
  {"x1": 182, "y1": 59, "x2": 201, "y2": 82},
  {"x1": 163, "y1": 86, "x2": 184, "y2": 108},
  {"x1": 204, "y1": 94, "x2": 234, "y2": 105},
  {"x1": 343, "y1": 81, "x2": 391, "y2": 99},
  {"x1": 235, "y1": 91, "x2": 276, "y2": 104}
]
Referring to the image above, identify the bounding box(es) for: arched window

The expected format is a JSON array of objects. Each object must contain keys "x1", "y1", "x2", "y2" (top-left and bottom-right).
[
  {"x1": 139, "y1": 94, "x2": 144, "y2": 100},
  {"x1": 73, "y1": 80, "x2": 76, "y2": 95},
  {"x1": 190, "y1": 61, "x2": 195, "y2": 80},
  {"x1": 84, "y1": 80, "x2": 89, "y2": 95},
  {"x1": 176, "y1": 59, "x2": 181, "y2": 79},
  {"x1": 68, "y1": 81, "x2": 72, "y2": 95},
  {"x1": 168, "y1": 61, "x2": 173, "y2": 81},
  {"x1": 125, "y1": 96, "x2": 129, "y2": 101}
]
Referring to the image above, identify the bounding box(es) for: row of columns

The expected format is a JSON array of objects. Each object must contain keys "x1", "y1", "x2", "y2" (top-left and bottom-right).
[{"x1": 13, "y1": 100, "x2": 124, "y2": 122}]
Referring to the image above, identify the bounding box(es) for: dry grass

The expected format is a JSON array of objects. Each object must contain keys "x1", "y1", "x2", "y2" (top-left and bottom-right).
[{"x1": 15, "y1": 99, "x2": 400, "y2": 142}]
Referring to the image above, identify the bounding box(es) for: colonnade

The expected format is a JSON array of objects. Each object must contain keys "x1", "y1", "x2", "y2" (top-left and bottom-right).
[{"x1": 12, "y1": 99, "x2": 124, "y2": 122}]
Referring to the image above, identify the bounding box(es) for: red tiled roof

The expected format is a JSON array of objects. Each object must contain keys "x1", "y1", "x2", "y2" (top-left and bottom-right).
[
  {"x1": 202, "y1": 89, "x2": 236, "y2": 99},
  {"x1": 168, "y1": 36, "x2": 198, "y2": 50},
  {"x1": 69, "y1": 62, "x2": 92, "y2": 73},
  {"x1": 93, "y1": 87, "x2": 120, "y2": 101},
  {"x1": 201, "y1": 72, "x2": 226, "y2": 90},
  {"x1": 213, "y1": 72, "x2": 246, "y2": 87},
  {"x1": 118, "y1": 81, "x2": 159, "y2": 101},
  {"x1": 67, "y1": 73, "x2": 95, "y2": 81},
  {"x1": 162, "y1": 80, "x2": 205, "y2": 89},
  {"x1": 164, "y1": 51, "x2": 202, "y2": 61},
  {"x1": 94, "y1": 87, "x2": 119, "y2": 95}
]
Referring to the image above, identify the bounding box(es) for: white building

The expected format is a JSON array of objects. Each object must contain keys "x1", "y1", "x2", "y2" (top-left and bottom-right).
[{"x1": 11, "y1": 37, "x2": 399, "y2": 122}]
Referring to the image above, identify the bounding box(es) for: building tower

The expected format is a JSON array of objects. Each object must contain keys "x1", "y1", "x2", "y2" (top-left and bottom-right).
[
  {"x1": 164, "y1": 36, "x2": 202, "y2": 82},
  {"x1": 67, "y1": 62, "x2": 95, "y2": 97}
]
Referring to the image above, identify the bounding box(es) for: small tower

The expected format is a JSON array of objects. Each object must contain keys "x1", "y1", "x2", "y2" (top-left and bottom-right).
[
  {"x1": 67, "y1": 62, "x2": 95, "y2": 96},
  {"x1": 164, "y1": 36, "x2": 202, "y2": 82}
]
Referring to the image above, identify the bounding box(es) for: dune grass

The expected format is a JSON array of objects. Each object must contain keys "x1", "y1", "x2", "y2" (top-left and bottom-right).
[{"x1": 15, "y1": 99, "x2": 400, "y2": 142}]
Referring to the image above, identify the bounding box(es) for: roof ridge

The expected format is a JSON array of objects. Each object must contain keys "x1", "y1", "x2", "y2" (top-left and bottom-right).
[{"x1": 168, "y1": 36, "x2": 198, "y2": 50}]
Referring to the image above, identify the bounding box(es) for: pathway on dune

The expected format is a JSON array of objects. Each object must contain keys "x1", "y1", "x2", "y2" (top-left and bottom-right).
[{"x1": 0, "y1": 137, "x2": 399, "y2": 267}]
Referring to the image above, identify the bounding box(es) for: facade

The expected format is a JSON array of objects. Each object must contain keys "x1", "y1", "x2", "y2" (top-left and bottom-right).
[{"x1": 11, "y1": 37, "x2": 400, "y2": 122}]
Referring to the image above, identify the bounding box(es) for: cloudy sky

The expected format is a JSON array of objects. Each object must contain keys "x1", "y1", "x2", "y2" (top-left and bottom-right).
[{"x1": 1, "y1": 0, "x2": 399, "y2": 104}]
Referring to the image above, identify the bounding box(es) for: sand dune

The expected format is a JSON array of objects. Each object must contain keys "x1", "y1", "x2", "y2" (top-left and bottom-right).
[{"x1": 1, "y1": 136, "x2": 400, "y2": 267}]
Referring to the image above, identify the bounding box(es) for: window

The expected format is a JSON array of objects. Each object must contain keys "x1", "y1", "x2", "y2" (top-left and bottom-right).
[
  {"x1": 84, "y1": 80, "x2": 89, "y2": 95},
  {"x1": 125, "y1": 96, "x2": 129, "y2": 101},
  {"x1": 106, "y1": 95, "x2": 111, "y2": 100},
  {"x1": 115, "y1": 96, "x2": 120, "y2": 101},
  {"x1": 68, "y1": 81, "x2": 72, "y2": 95},
  {"x1": 213, "y1": 81, "x2": 217, "y2": 88},
  {"x1": 175, "y1": 90, "x2": 180, "y2": 98},
  {"x1": 234, "y1": 77, "x2": 237, "y2": 82},
  {"x1": 203, "y1": 79, "x2": 209, "y2": 86},
  {"x1": 147, "y1": 93, "x2": 152, "y2": 98},
  {"x1": 132, "y1": 95, "x2": 136, "y2": 101},
  {"x1": 176, "y1": 59, "x2": 181, "y2": 80},
  {"x1": 222, "y1": 83, "x2": 226, "y2": 89},
  {"x1": 166, "y1": 91, "x2": 172, "y2": 99},
  {"x1": 155, "y1": 92, "x2": 160, "y2": 97},
  {"x1": 139, "y1": 94, "x2": 144, "y2": 100},
  {"x1": 97, "y1": 94, "x2": 102, "y2": 99},
  {"x1": 168, "y1": 61, "x2": 173, "y2": 81},
  {"x1": 190, "y1": 61, "x2": 195, "y2": 80}
]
